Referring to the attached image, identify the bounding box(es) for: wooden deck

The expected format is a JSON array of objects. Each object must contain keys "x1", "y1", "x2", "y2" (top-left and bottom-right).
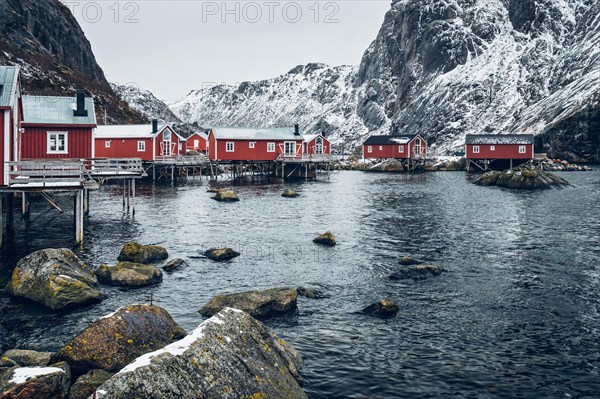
[
  {"x1": 276, "y1": 154, "x2": 332, "y2": 163},
  {"x1": 154, "y1": 155, "x2": 209, "y2": 166}
]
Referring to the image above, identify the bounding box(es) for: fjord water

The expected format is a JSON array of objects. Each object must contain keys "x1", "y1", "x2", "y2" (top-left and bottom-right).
[{"x1": 1, "y1": 171, "x2": 599, "y2": 398}]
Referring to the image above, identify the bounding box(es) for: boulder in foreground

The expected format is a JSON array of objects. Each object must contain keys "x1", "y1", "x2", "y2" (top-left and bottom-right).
[
  {"x1": 52, "y1": 304, "x2": 186, "y2": 376},
  {"x1": 204, "y1": 248, "x2": 241, "y2": 262},
  {"x1": 199, "y1": 287, "x2": 298, "y2": 319},
  {"x1": 474, "y1": 165, "x2": 569, "y2": 189},
  {"x1": 0, "y1": 362, "x2": 71, "y2": 399},
  {"x1": 117, "y1": 242, "x2": 168, "y2": 264},
  {"x1": 313, "y1": 231, "x2": 336, "y2": 247},
  {"x1": 162, "y1": 258, "x2": 187, "y2": 272},
  {"x1": 362, "y1": 299, "x2": 399, "y2": 318},
  {"x1": 68, "y1": 369, "x2": 113, "y2": 399},
  {"x1": 96, "y1": 262, "x2": 163, "y2": 287},
  {"x1": 5, "y1": 249, "x2": 104, "y2": 310},
  {"x1": 1, "y1": 349, "x2": 53, "y2": 367},
  {"x1": 282, "y1": 188, "x2": 300, "y2": 198},
  {"x1": 212, "y1": 190, "x2": 240, "y2": 202},
  {"x1": 94, "y1": 308, "x2": 307, "y2": 399}
]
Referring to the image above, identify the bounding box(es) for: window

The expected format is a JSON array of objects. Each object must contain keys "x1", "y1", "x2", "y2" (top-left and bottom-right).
[
  {"x1": 379, "y1": 146, "x2": 383, "y2": 150},
  {"x1": 519, "y1": 145, "x2": 526, "y2": 154},
  {"x1": 226, "y1": 142, "x2": 235, "y2": 152},
  {"x1": 47, "y1": 132, "x2": 68, "y2": 154},
  {"x1": 267, "y1": 142, "x2": 275, "y2": 152},
  {"x1": 473, "y1": 146, "x2": 480, "y2": 154},
  {"x1": 105, "y1": 140, "x2": 111, "y2": 148},
  {"x1": 163, "y1": 130, "x2": 172, "y2": 141},
  {"x1": 367, "y1": 146, "x2": 372, "y2": 153},
  {"x1": 194, "y1": 139, "x2": 199, "y2": 148},
  {"x1": 137, "y1": 141, "x2": 145, "y2": 152},
  {"x1": 249, "y1": 142, "x2": 256, "y2": 149},
  {"x1": 490, "y1": 145, "x2": 495, "y2": 151},
  {"x1": 399, "y1": 146, "x2": 404, "y2": 153}
]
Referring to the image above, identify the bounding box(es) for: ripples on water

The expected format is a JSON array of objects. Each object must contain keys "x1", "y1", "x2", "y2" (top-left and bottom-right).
[{"x1": 1, "y1": 171, "x2": 599, "y2": 398}]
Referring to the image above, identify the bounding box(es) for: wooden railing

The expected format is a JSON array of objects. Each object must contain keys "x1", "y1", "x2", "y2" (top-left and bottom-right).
[
  {"x1": 86, "y1": 158, "x2": 145, "y2": 176},
  {"x1": 154, "y1": 155, "x2": 208, "y2": 165},
  {"x1": 276, "y1": 153, "x2": 332, "y2": 162},
  {"x1": 6, "y1": 160, "x2": 88, "y2": 188}
]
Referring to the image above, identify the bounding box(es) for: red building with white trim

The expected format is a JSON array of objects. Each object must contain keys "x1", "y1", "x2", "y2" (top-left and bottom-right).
[
  {"x1": 208, "y1": 126, "x2": 304, "y2": 162},
  {"x1": 465, "y1": 134, "x2": 535, "y2": 160},
  {"x1": 21, "y1": 91, "x2": 96, "y2": 160},
  {"x1": 303, "y1": 133, "x2": 331, "y2": 156},
  {"x1": 95, "y1": 120, "x2": 186, "y2": 162},
  {"x1": 0, "y1": 66, "x2": 22, "y2": 186},
  {"x1": 186, "y1": 131, "x2": 208, "y2": 153},
  {"x1": 363, "y1": 134, "x2": 427, "y2": 160}
]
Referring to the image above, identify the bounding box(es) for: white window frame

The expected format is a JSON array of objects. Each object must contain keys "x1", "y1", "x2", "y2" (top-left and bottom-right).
[
  {"x1": 47, "y1": 131, "x2": 68, "y2": 154},
  {"x1": 399, "y1": 145, "x2": 404, "y2": 153},
  {"x1": 226, "y1": 142, "x2": 235, "y2": 152},
  {"x1": 490, "y1": 145, "x2": 495, "y2": 151},
  {"x1": 249, "y1": 142, "x2": 256, "y2": 149},
  {"x1": 105, "y1": 140, "x2": 111, "y2": 148},
  {"x1": 368, "y1": 146, "x2": 372, "y2": 153},
  {"x1": 194, "y1": 139, "x2": 199, "y2": 148},
  {"x1": 379, "y1": 146, "x2": 383, "y2": 151},
  {"x1": 267, "y1": 142, "x2": 275, "y2": 153},
  {"x1": 137, "y1": 141, "x2": 145, "y2": 152},
  {"x1": 473, "y1": 145, "x2": 480, "y2": 154},
  {"x1": 519, "y1": 145, "x2": 526, "y2": 154}
]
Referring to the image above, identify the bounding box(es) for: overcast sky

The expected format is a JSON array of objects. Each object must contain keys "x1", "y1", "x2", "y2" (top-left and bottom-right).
[{"x1": 65, "y1": 1, "x2": 391, "y2": 101}]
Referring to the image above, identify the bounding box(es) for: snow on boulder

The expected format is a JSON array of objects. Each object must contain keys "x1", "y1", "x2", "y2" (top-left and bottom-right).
[
  {"x1": 52, "y1": 305, "x2": 186, "y2": 376},
  {"x1": 5, "y1": 249, "x2": 104, "y2": 310},
  {"x1": 0, "y1": 363, "x2": 70, "y2": 399},
  {"x1": 94, "y1": 308, "x2": 307, "y2": 399}
]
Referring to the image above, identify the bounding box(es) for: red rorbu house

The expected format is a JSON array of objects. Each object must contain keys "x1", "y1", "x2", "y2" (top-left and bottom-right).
[
  {"x1": 21, "y1": 91, "x2": 96, "y2": 160},
  {"x1": 302, "y1": 133, "x2": 331, "y2": 157},
  {"x1": 186, "y1": 131, "x2": 209, "y2": 153},
  {"x1": 95, "y1": 120, "x2": 186, "y2": 162},
  {"x1": 363, "y1": 134, "x2": 427, "y2": 160},
  {"x1": 207, "y1": 126, "x2": 304, "y2": 162},
  {"x1": 0, "y1": 66, "x2": 22, "y2": 187},
  {"x1": 465, "y1": 134, "x2": 534, "y2": 171}
]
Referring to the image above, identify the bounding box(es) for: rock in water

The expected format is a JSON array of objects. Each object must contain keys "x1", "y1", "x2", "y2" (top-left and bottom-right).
[
  {"x1": 52, "y1": 305, "x2": 186, "y2": 376},
  {"x1": 162, "y1": 258, "x2": 187, "y2": 272},
  {"x1": 296, "y1": 287, "x2": 329, "y2": 299},
  {"x1": 313, "y1": 231, "x2": 336, "y2": 247},
  {"x1": 117, "y1": 242, "x2": 168, "y2": 264},
  {"x1": 368, "y1": 159, "x2": 404, "y2": 172},
  {"x1": 67, "y1": 369, "x2": 113, "y2": 399},
  {"x1": 0, "y1": 362, "x2": 71, "y2": 399},
  {"x1": 5, "y1": 248, "x2": 104, "y2": 310},
  {"x1": 212, "y1": 190, "x2": 240, "y2": 202},
  {"x1": 399, "y1": 256, "x2": 421, "y2": 266},
  {"x1": 1, "y1": 349, "x2": 53, "y2": 367},
  {"x1": 199, "y1": 287, "x2": 298, "y2": 319},
  {"x1": 390, "y1": 266, "x2": 444, "y2": 281},
  {"x1": 474, "y1": 165, "x2": 569, "y2": 189},
  {"x1": 204, "y1": 248, "x2": 241, "y2": 262},
  {"x1": 282, "y1": 188, "x2": 300, "y2": 198},
  {"x1": 96, "y1": 262, "x2": 163, "y2": 287},
  {"x1": 362, "y1": 299, "x2": 399, "y2": 318},
  {"x1": 94, "y1": 308, "x2": 307, "y2": 399}
]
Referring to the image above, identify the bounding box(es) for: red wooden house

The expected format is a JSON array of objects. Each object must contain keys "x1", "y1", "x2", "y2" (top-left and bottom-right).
[
  {"x1": 21, "y1": 91, "x2": 96, "y2": 160},
  {"x1": 95, "y1": 120, "x2": 186, "y2": 162},
  {"x1": 303, "y1": 133, "x2": 331, "y2": 156},
  {"x1": 465, "y1": 134, "x2": 534, "y2": 160},
  {"x1": 363, "y1": 134, "x2": 427, "y2": 160},
  {"x1": 0, "y1": 66, "x2": 22, "y2": 186},
  {"x1": 207, "y1": 126, "x2": 304, "y2": 162},
  {"x1": 186, "y1": 131, "x2": 208, "y2": 153}
]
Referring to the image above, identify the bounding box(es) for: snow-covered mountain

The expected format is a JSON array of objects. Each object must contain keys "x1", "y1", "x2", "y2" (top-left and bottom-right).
[
  {"x1": 169, "y1": 0, "x2": 599, "y2": 161},
  {"x1": 111, "y1": 83, "x2": 181, "y2": 123}
]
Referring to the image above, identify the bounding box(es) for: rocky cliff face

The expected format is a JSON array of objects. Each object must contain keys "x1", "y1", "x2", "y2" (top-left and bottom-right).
[
  {"x1": 170, "y1": 0, "x2": 599, "y2": 161},
  {"x1": 0, "y1": 0, "x2": 146, "y2": 124},
  {"x1": 111, "y1": 83, "x2": 181, "y2": 123}
]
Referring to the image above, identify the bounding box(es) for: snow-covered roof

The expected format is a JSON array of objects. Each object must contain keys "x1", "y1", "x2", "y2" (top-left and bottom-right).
[
  {"x1": 189, "y1": 131, "x2": 209, "y2": 141},
  {"x1": 363, "y1": 134, "x2": 420, "y2": 145},
  {"x1": 465, "y1": 134, "x2": 534, "y2": 145},
  {"x1": 0, "y1": 66, "x2": 20, "y2": 108},
  {"x1": 22, "y1": 95, "x2": 96, "y2": 125},
  {"x1": 210, "y1": 127, "x2": 301, "y2": 141},
  {"x1": 303, "y1": 134, "x2": 327, "y2": 143},
  {"x1": 96, "y1": 123, "x2": 186, "y2": 141}
]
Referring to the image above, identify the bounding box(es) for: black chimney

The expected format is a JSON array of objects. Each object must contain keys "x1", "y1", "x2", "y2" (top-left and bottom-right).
[
  {"x1": 294, "y1": 124, "x2": 300, "y2": 136},
  {"x1": 321, "y1": 130, "x2": 326, "y2": 138},
  {"x1": 152, "y1": 119, "x2": 158, "y2": 133},
  {"x1": 73, "y1": 89, "x2": 88, "y2": 117}
]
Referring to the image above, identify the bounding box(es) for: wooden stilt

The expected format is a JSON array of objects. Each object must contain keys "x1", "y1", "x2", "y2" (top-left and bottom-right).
[
  {"x1": 83, "y1": 189, "x2": 90, "y2": 216},
  {"x1": 21, "y1": 192, "x2": 30, "y2": 216},
  {"x1": 510, "y1": 159, "x2": 513, "y2": 169},
  {"x1": 126, "y1": 180, "x2": 131, "y2": 212},
  {"x1": 123, "y1": 181, "x2": 126, "y2": 207},
  {"x1": 131, "y1": 179, "x2": 136, "y2": 216},
  {"x1": 153, "y1": 164, "x2": 156, "y2": 180},
  {"x1": 75, "y1": 190, "x2": 84, "y2": 244}
]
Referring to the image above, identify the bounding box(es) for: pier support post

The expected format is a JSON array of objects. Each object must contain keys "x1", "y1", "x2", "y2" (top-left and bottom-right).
[
  {"x1": 83, "y1": 189, "x2": 90, "y2": 216},
  {"x1": 126, "y1": 180, "x2": 131, "y2": 212},
  {"x1": 6, "y1": 194, "x2": 14, "y2": 235},
  {"x1": 131, "y1": 179, "x2": 136, "y2": 216},
  {"x1": 123, "y1": 181, "x2": 126, "y2": 208},
  {"x1": 152, "y1": 164, "x2": 156, "y2": 181},
  {"x1": 75, "y1": 190, "x2": 84, "y2": 244},
  {"x1": 21, "y1": 192, "x2": 30, "y2": 216}
]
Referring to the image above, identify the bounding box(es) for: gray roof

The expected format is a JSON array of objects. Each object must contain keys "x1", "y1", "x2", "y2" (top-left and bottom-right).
[
  {"x1": 0, "y1": 66, "x2": 20, "y2": 108},
  {"x1": 22, "y1": 95, "x2": 97, "y2": 125},
  {"x1": 465, "y1": 134, "x2": 534, "y2": 145},
  {"x1": 96, "y1": 123, "x2": 186, "y2": 141},
  {"x1": 210, "y1": 127, "x2": 301, "y2": 141},
  {"x1": 364, "y1": 134, "x2": 419, "y2": 145}
]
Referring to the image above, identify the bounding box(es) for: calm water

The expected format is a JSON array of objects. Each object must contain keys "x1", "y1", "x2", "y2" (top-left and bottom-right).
[{"x1": 1, "y1": 171, "x2": 599, "y2": 398}]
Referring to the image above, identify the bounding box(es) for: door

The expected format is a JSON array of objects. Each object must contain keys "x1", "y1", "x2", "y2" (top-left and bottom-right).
[
  {"x1": 162, "y1": 140, "x2": 171, "y2": 156},
  {"x1": 284, "y1": 142, "x2": 296, "y2": 157},
  {"x1": 315, "y1": 138, "x2": 323, "y2": 155}
]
